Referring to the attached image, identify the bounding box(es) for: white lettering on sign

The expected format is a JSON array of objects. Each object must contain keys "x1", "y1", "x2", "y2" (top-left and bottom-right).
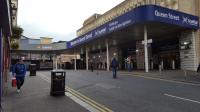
[
  {"x1": 109, "y1": 21, "x2": 118, "y2": 27},
  {"x1": 155, "y1": 10, "x2": 180, "y2": 21},
  {"x1": 85, "y1": 33, "x2": 93, "y2": 40},
  {"x1": 95, "y1": 27, "x2": 107, "y2": 36},
  {"x1": 155, "y1": 10, "x2": 198, "y2": 27},
  {"x1": 142, "y1": 39, "x2": 153, "y2": 44},
  {"x1": 71, "y1": 33, "x2": 93, "y2": 46},
  {"x1": 42, "y1": 46, "x2": 52, "y2": 49},
  {"x1": 182, "y1": 16, "x2": 198, "y2": 26},
  {"x1": 109, "y1": 20, "x2": 132, "y2": 31}
]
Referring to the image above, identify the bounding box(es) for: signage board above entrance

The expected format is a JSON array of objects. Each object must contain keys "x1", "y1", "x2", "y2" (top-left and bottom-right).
[{"x1": 67, "y1": 5, "x2": 199, "y2": 48}]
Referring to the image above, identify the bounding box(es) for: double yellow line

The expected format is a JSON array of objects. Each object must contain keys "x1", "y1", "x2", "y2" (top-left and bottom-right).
[
  {"x1": 66, "y1": 87, "x2": 113, "y2": 112},
  {"x1": 39, "y1": 74, "x2": 113, "y2": 112}
]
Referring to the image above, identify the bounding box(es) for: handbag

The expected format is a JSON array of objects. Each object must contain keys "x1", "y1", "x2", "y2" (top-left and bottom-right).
[{"x1": 12, "y1": 77, "x2": 17, "y2": 87}]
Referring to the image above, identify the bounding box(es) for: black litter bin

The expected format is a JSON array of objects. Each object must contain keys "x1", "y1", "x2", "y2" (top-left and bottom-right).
[
  {"x1": 29, "y1": 64, "x2": 36, "y2": 76},
  {"x1": 50, "y1": 70, "x2": 66, "y2": 96}
]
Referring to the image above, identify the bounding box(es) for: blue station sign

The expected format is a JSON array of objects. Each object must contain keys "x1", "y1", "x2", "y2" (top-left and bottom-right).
[{"x1": 67, "y1": 5, "x2": 199, "y2": 48}]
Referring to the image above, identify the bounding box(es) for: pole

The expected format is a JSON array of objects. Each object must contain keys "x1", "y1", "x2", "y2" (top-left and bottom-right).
[
  {"x1": 144, "y1": 26, "x2": 149, "y2": 72},
  {"x1": 106, "y1": 40, "x2": 110, "y2": 71}
]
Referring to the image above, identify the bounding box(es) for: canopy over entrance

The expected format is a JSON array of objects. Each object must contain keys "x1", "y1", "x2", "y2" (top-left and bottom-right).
[{"x1": 67, "y1": 5, "x2": 199, "y2": 49}]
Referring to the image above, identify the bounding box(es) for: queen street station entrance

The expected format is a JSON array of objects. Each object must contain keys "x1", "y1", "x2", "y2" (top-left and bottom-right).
[{"x1": 67, "y1": 5, "x2": 199, "y2": 72}]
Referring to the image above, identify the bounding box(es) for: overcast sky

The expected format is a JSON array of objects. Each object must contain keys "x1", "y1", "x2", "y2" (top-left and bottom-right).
[{"x1": 18, "y1": 0, "x2": 124, "y2": 42}]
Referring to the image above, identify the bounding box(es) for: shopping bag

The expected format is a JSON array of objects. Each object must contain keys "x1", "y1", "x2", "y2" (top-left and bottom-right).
[{"x1": 12, "y1": 77, "x2": 17, "y2": 87}]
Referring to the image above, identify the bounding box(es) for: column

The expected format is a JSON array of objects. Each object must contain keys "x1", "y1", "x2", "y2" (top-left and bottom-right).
[
  {"x1": 144, "y1": 26, "x2": 149, "y2": 72},
  {"x1": 55, "y1": 55, "x2": 58, "y2": 69},
  {"x1": 86, "y1": 47, "x2": 89, "y2": 70},
  {"x1": 106, "y1": 40, "x2": 110, "y2": 71}
]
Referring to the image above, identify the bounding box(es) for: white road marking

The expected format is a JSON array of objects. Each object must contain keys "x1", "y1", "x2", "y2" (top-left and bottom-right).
[{"x1": 164, "y1": 93, "x2": 200, "y2": 104}]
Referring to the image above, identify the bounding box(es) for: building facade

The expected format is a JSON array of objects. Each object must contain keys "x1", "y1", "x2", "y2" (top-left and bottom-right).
[
  {"x1": 67, "y1": 0, "x2": 200, "y2": 72},
  {"x1": 0, "y1": 0, "x2": 15, "y2": 108},
  {"x1": 11, "y1": 36, "x2": 70, "y2": 70}
]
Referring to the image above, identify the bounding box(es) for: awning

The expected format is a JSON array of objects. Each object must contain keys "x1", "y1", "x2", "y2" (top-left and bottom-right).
[{"x1": 67, "y1": 5, "x2": 199, "y2": 48}]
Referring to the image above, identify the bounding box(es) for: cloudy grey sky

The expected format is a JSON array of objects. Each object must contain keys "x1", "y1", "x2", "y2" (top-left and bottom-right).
[{"x1": 18, "y1": 0, "x2": 124, "y2": 42}]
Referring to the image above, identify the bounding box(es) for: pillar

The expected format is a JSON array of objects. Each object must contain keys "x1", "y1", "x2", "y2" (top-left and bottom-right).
[
  {"x1": 86, "y1": 47, "x2": 89, "y2": 70},
  {"x1": 55, "y1": 55, "x2": 58, "y2": 69},
  {"x1": 144, "y1": 26, "x2": 149, "y2": 72},
  {"x1": 106, "y1": 40, "x2": 110, "y2": 71}
]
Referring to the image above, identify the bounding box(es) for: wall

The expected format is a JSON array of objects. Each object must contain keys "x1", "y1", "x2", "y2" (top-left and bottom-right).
[
  {"x1": 52, "y1": 42, "x2": 67, "y2": 50},
  {"x1": 178, "y1": 0, "x2": 195, "y2": 15},
  {"x1": 40, "y1": 38, "x2": 52, "y2": 44},
  {"x1": 180, "y1": 30, "x2": 198, "y2": 71}
]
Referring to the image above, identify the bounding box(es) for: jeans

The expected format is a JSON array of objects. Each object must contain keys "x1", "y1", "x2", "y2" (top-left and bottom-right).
[
  {"x1": 128, "y1": 64, "x2": 132, "y2": 72},
  {"x1": 112, "y1": 68, "x2": 117, "y2": 78},
  {"x1": 16, "y1": 77, "x2": 25, "y2": 89}
]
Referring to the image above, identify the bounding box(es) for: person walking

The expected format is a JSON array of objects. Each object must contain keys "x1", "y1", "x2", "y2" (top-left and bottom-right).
[
  {"x1": 13, "y1": 58, "x2": 27, "y2": 93},
  {"x1": 111, "y1": 57, "x2": 118, "y2": 79}
]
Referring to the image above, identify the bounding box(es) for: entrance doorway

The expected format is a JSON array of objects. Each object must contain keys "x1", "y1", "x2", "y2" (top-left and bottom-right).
[{"x1": 152, "y1": 37, "x2": 180, "y2": 70}]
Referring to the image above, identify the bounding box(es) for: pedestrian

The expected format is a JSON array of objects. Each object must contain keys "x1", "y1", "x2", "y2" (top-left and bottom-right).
[
  {"x1": 127, "y1": 56, "x2": 132, "y2": 72},
  {"x1": 13, "y1": 58, "x2": 27, "y2": 93},
  {"x1": 111, "y1": 57, "x2": 118, "y2": 79},
  {"x1": 90, "y1": 60, "x2": 94, "y2": 72}
]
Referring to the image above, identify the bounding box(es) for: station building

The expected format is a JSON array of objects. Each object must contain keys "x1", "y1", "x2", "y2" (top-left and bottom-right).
[
  {"x1": 11, "y1": 36, "x2": 68, "y2": 70},
  {"x1": 67, "y1": 0, "x2": 200, "y2": 72}
]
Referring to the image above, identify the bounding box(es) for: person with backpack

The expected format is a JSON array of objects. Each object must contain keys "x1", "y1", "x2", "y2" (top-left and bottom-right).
[
  {"x1": 111, "y1": 57, "x2": 118, "y2": 79},
  {"x1": 13, "y1": 58, "x2": 27, "y2": 93}
]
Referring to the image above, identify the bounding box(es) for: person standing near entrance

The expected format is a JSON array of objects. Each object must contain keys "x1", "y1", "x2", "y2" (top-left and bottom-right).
[
  {"x1": 127, "y1": 56, "x2": 132, "y2": 72},
  {"x1": 13, "y1": 58, "x2": 27, "y2": 93},
  {"x1": 111, "y1": 57, "x2": 118, "y2": 79},
  {"x1": 90, "y1": 59, "x2": 94, "y2": 72}
]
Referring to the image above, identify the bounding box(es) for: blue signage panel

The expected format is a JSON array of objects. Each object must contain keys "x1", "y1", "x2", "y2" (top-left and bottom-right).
[{"x1": 67, "y1": 5, "x2": 199, "y2": 48}]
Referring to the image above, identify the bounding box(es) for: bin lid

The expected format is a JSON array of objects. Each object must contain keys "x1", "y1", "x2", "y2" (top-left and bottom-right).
[{"x1": 51, "y1": 69, "x2": 65, "y2": 73}]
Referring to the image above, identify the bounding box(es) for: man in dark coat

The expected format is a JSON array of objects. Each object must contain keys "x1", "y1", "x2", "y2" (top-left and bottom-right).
[{"x1": 111, "y1": 57, "x2": 118, "y2": 79}]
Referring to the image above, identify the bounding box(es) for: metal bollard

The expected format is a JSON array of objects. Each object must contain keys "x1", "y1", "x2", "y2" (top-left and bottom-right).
[
  {"x1": 159, "y1": 64, "x2": 162, "y2": 75},
  {"x1": 172, "y1": 60, "x2": 175, "y2": 70},
  {"x1": 184, "y1": 69, "x2": 187, "y2": 80}
]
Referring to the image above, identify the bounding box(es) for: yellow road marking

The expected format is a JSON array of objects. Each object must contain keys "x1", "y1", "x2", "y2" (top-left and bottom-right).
[
  {"x1": 66, "y1": 87, "x2": 112, "y2": 112},
  {"x1": 38, "y1": 73, "x2": 113, "y2": 112},
  {"x1": 67, "y1": 88, "x2": 111, "y2": 112}
]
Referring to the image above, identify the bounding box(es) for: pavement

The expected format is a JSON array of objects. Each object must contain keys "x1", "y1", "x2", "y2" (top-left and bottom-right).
[
  {"x1": 2, "y1": 72, "x2": 88, "y2": 112},
  {"x1": 2, "y1": 70, "x2": 200, "y2": 112}
]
